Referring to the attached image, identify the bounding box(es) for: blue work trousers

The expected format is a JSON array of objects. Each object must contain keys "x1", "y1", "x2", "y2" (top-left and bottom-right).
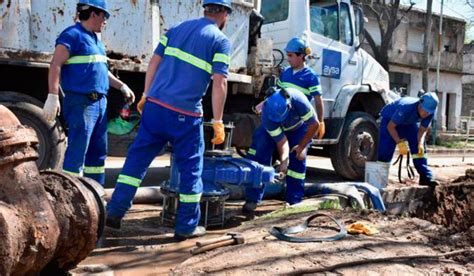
[
  {"x1": 377, "y1": 118, "x2": 434, "y2": 181},
  {"x1": 245, "y1": 124, "x2": 308, "y2": 205},
  {"x1": 107, "y1": 100, "x2": 204, "y2": 235},
  {"x1": 62, "y1": 92, "x2": 107, "y2": 185}
]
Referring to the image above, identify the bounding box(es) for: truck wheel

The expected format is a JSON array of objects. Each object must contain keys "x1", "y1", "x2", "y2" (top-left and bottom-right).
[
  {"x1": 0, "y1": 92, "x2": 66, "y2": 170},
  {"x1": 330, "y1": 112, "x2": 378, "y2": 180}
]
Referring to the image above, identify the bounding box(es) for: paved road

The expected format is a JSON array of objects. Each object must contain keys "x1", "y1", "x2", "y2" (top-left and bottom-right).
[{"x1": 103, "y1": 153, "x2": 473, "y2": 189}]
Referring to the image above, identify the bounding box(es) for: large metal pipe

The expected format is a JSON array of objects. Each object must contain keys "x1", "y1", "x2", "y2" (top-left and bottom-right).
[
  {"x1": 0, "y1": 105, "x2": 105, "y2": 275},
  {"x1": 104, "y1": 186, "x2": 164, "y2": 204}
]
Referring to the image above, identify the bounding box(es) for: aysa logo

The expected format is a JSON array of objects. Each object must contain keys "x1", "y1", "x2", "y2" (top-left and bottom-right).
[
  {"x1": 323, "y1": 65, "x2": 340, "y2": 76},
  {"x1": 322, "y1": 49, "x2": 341, "y2": 79}
]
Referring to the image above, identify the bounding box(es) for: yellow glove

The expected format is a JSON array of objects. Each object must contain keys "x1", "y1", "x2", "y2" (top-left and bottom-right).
[
  {"x1": 137, "y1": 96, "x2": 146, "y2": 115},
  {"x1": 397, "y1": 140, "x2": 409, "y2": 155},
  {"x1": 317, "y1": 121, "x2": 325, "y2": 139},
  {"x1": 347, "y1": 222, "x2": 379, "y2": 235},
  {"x1": 418, "y1": 143, "x2": 425, "y2": 156},
  {"x1": 211, "y1": 120, "x2": 225, "y2": 145}
]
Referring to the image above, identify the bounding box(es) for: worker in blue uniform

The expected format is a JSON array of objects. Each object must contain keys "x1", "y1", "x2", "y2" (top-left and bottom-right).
[
  {"x1": 106, "y1": 0, "x2": 232, "y2": 241},
  {"x1": 378, "y1": 92, "x2": 440, "y2": 187},
  {"x1": 243, "y1": 87, "x2": 319, "y2": 212},
  {"x1": 43, "y1": 0, "x2": 135, "y2": 185},
  {"x1": 277, "y1": 37, "x2": 325, "y2": 139}
]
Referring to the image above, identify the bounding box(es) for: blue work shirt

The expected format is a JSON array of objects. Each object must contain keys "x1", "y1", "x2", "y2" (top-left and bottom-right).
[
  {"x1": 277, "y1": 65, "x2": 322, "y2": 102},
  {"x1": 380, "y1": 97, "x2": 434, "y2": 128},
  {"x1": 56, "y1": 22, "x2": 109, "y2": 94},
  {"x1": 262, "y1": 89, "x2": 317, "y2": 142},
  {"x1": 147, "y1": 17, "x2": 231, "y2": 117}
]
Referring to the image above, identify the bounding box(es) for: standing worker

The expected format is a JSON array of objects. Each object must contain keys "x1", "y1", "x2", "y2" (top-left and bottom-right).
[
  {"x1": 244, "y1": 88, "x2": 319, "y2": 212},
  {"x1": 43, "y1": 0, "x2": 136, "y2": 185},
  {"x1": 377, "y1": 92, "x2": 439, "y2": 187},
  {"x1": 106, "y1": 0, "x2": 232, "y2": 241},
  {"x1": 277, "y1": 37, "x2": 325, "y2": 139}
]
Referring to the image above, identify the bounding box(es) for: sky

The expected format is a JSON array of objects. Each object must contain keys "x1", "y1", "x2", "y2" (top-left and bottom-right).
[{"x1": 401, "y1": 0, "x2": 474, "y2": 42}]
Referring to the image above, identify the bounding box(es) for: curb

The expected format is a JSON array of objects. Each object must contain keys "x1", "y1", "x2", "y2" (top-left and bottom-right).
[{"x1": 426, "y1": 147, "x2": 474, "y2": 154}]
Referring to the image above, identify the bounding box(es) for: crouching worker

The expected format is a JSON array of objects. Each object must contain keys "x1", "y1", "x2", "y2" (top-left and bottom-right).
[
  {"x1": 243, "y1": 87, "x2": 319, "y2": 213},
  {"x1": 377, "y1": 92, "x2": 439, "y2": 187}
]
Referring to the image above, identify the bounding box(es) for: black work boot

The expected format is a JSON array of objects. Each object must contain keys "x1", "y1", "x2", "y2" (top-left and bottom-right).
[
  {"x1": 174, "y1": 226, "x2": 206, "y2": 241},
  {"x1": 106, "y1": 215, "x2": 122, "y2": 229},
  {"x1": 419, "y1": 178, "x2": 439, "y2": 187},
  {"x1": 242, "y1": 201, "x2": 257, "y2": 214}
]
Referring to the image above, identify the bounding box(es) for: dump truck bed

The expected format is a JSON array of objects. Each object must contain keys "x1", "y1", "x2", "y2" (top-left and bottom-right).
[{"x1": 0, "y1": 0, "x2": 256, "y2": 75}]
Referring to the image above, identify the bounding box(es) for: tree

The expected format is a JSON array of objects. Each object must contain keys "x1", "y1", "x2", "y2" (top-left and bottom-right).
[{"x1": 356, "y1": 0, "x2": 415, "y2": 71}]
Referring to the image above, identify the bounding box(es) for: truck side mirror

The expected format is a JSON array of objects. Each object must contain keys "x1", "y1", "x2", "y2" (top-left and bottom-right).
[
  {"x1": 354, "y1": 6, "x2": 366, "y2": 48},
  {"x1": 354, "y1": 7, "x2": 364, "y2": 36}
]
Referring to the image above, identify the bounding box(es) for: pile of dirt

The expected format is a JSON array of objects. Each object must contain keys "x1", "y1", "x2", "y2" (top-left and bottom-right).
[
  {"x1": 452, "y1": 168, "x2": 474, "y2": 183},
  {"x1": 429, "y1": 183, "x2": 473, "y2": 232},
  {"x1": 418, "y1": 170, "x2": 474, "y2": 232}
]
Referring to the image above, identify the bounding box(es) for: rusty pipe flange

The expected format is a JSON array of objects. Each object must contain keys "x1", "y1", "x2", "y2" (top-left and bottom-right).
[
  {"x1": 0, "y1": 125, "x2": 39, "y2": 166},
  {"x1": 76, "y1": 176, "x2": 107, "y2": 240},
  {"x1": 0, "y1": 127, "x2": 39, "y2": 166},
  {"x1": 0, "y1": 104, "x2": 21, "y2": 126},
  {"x1": 40, "y1": 170, "x2": 100, "y2": 272}
]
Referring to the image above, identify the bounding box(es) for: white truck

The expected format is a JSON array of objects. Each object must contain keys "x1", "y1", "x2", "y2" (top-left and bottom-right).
[{"x1": 0, "y1": 0, "x2": 392, "y2": 180}]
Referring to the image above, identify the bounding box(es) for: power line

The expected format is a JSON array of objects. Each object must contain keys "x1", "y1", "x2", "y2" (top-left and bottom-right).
[{"x1": 434, "y1": 0, "x2": 471, "y2": 21}]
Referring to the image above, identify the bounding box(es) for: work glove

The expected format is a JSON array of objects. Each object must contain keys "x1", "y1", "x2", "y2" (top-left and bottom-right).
[
  {"x1": 43, "y1": 93, "x2": 60, "y2": 122},
  {"x1": 120, "y1": 84, "x2": 135, "y2": 104},
  {"x1": 317, "y1": 121, "x2": 325, "y2": 139},
  {"x1": 211, "y1": 120, "x2": 225, "y2": 145},
  {"x1": 347, "y1": 222, "x2": 379, "y2": 235},
  {"x1": 418, "y1": 143, "x2": 425, "y2": 156},
  {"x1": 137, "y1": 95, "x2": 146, "y2": 115},
  {"x1": 397, "y1": 140, "x2": 409, "y2": 155}
]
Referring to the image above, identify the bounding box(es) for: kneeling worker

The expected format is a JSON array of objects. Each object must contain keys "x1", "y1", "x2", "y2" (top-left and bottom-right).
[{"x1": 244, "y1": 87, "x2": 319, "y2": 212}]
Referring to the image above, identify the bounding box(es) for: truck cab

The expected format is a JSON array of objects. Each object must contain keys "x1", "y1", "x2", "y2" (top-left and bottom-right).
[{"x1": 260, "y1": 0, "x2": 395, "y2": 179}]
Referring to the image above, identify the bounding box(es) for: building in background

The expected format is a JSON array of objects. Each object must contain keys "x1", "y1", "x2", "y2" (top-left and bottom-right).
[{"x1": 363, "y1": 6, "x2": 465, "y2": 132}]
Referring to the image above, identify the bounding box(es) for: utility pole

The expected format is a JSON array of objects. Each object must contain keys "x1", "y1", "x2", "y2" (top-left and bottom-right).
[
  {"x1": 432, "y1": 0, "x2": 445, "y2": 144},
  {"x1": 422, "y1": 0, "x2": 433, "y2": 92}
]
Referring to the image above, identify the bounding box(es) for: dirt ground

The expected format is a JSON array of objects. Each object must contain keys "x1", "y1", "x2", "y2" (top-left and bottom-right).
[{"x1": 71, "y1": 168, "x2": 474, "y2": 275}]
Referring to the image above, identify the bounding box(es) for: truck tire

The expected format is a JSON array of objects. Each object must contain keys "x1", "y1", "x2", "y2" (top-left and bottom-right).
[
  {"x1": 330, "y1": 112, "x2": 378, "y2": 180},
  {"x1": 0, "y1": 92, "x2": 66, "y2": 170}
]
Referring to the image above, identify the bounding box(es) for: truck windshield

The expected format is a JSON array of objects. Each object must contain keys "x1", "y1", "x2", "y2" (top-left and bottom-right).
[
  {"x1": 310, "y1": 1, "x2": 353, "y2": 45},
  {"x1": 261, "y1": 0, "x2": 289, "y2": 24},
  {"x1": 310, "y1": 1, "x2": 339, "y2": 41}
]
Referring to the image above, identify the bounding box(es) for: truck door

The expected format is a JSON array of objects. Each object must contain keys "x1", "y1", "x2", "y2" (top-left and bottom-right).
[
  {"x1": 259, "y1": 0, "x2": 291, "y2": 60},
  {"x1": 307, "y1": 0, "x2": 359, "y2": 103}
]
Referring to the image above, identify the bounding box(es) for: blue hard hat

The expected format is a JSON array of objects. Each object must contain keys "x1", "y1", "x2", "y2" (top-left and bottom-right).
[
  {"x1": 264, "y1": 88, "x2": 291, "y2": 123},
  {"x1": 203, "y1": 0, "x2": 233, "y2": 13},
  {"x1": 78, "y1": 0, "x2": 110, "y2": 19},
  {"x1": 420, "y1": 92, "x2": 439, "y2": 114},
  {"x1": 285, "y1": 37, "x2": 311, "y2": 55}
]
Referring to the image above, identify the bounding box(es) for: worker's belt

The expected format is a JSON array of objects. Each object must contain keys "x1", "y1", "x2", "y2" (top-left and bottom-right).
[
  {"x1": 269, "y1": 212, "x2": 347, "y2": 243},
  {"x1": 86, "y1": 92, "x2": 104, "y2": 101},
  {"x1": 64, "y1": 91, "x2": 105, "y2": 101}
]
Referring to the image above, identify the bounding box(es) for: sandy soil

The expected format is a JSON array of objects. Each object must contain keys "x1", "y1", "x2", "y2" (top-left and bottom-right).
[{"x1": 71, "y1": 169, "x2": 474, "y2": 275}]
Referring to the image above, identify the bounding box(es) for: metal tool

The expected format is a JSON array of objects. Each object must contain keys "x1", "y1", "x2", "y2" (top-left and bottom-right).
[
  {"x1": 195, "y1": 232, "x2": 240, "y2": 247},
  {"x1": 191, "y1": 233, "x2": 245, "y2": 255}
]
